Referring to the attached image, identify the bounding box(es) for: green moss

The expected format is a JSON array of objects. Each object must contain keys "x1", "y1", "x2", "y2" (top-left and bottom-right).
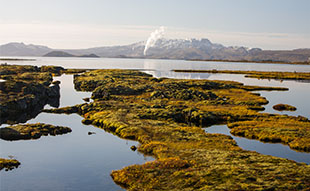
[
  {"x1": 68, "y1": 69, "x2": 310, "y2": 190},
  {"x1": 229, "y1": 115, "x2": 310, "y2": 151}
]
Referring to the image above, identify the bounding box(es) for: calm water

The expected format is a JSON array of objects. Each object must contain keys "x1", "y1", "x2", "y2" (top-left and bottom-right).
[
  {"x1": 1, "y1": 56, "x2": 310, "y2": 72},
  {"x1": 0, "y1": 74, "x2": 152, "y2": 191},
  {"x1": 1, "y1": 57, "x2": 310, "y2": 190}
]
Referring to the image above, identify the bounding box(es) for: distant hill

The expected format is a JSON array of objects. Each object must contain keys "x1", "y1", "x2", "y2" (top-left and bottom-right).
[
  {"x1": 1, "y1": 40, "x2": 309, "y2": 63},
  {"x1": 43, "y1": 51, "x2": 99, "y2": 58},
  {"x1": 44, "y1": 51, "x2": 75, "y2": 57},
  {"x1": 0, "y1": 42, "x2": 52, "y2": 56}
]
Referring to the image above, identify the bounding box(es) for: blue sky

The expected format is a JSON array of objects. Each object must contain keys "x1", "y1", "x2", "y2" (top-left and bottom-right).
[{"x1": 0, "y1": 0, "x2": 309, "y2": 49}]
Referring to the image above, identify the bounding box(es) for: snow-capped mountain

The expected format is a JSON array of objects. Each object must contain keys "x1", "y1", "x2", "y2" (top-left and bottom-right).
[{"x1": 1, "y1": 39, "x2": 309, "y2": 62}]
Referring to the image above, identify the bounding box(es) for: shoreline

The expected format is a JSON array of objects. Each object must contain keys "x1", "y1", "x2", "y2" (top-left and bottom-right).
[{"x1": 187, "y1": 59, "x2": 310, "y2": 65}]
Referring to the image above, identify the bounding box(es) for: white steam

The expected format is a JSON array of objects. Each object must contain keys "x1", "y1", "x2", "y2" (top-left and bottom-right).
[{"x1": 144, "y1": 26, "x2": 165, "y2": 55}]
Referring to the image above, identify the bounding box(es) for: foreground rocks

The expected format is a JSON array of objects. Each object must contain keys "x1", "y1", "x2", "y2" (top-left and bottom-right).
[
  {"x1": 0, "y1": 158, "x2": 21, "y2": 171},
  {"x1": 0, "y1": 64, "x2": 88, "y2": 124},
  {"x1": 0, "y1": 64, "x2": 62, "y2": 124},
  {"x1": 45, "y1": 69, "x2": 310, "y2": 190},
  {"x1": 0, "y1": 123, "x2": 72, "y2": 141}
]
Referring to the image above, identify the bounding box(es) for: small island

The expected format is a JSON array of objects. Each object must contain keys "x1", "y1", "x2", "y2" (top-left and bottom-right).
[
  {"x1": 43, "y1": 51, "x2": 100, "y2": 58},
  {"x1": 273, "y1": 104, "x2": 297, "y2": 111},
  {"x1": 0, "y1": 123, "x2": 72, "y2": 141},
  {"x1": 0, "y1": 158, "x2": 21, "y2": 171}
]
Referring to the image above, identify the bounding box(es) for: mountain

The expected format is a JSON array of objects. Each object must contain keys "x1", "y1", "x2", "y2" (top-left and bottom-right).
[
  {"x1": 1, "y1": 40, "x2": 310, "y2": 63},
  {"x1": 0, "y1": 42, "x2": 52, "y2": 56}
]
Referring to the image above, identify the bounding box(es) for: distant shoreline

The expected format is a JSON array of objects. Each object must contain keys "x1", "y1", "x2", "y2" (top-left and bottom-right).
[
  {"x1": 187, "y1": 59, "x2": 310, "y2": 65},
  {"x1": 0, "y1": 58, "x2": 36, "y2": 61},
  {"x1": 173, "y1": 69, "x2": 310, "y2": 81},
  {"x1": 1, "y1": 57, "x2": 310, "y2": 65}
]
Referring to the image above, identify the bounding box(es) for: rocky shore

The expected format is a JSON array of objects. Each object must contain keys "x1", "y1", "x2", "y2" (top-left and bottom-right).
[{"x1": 0, "y1": 64, "x2": 89, "y2": 124}]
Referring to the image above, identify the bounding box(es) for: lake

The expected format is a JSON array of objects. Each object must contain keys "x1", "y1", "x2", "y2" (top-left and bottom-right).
[{"x1": 1, "y1": 57, "x2": 310, "y2": 190}]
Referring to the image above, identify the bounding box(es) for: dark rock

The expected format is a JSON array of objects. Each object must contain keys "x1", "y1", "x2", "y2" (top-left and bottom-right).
[
  {"x1": 130, "y1": 145, "x2": 137, "y2": 151},
  {"x1": 83, "y1": 97, "x2": 90, "y2": 102},
  {"x1": 0, "y1": 123, "x2": 72, "y2": 141},
  {"x1": 273, "y1": 104, "x2": 297, "y2": 111}
]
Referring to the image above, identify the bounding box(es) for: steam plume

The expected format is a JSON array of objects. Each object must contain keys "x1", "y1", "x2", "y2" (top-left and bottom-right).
[{"x1": 144, "y1": 26, "x2": 165, "y2": 55}]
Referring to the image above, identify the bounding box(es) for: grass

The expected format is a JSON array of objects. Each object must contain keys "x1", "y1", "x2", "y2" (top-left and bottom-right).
[
  {"x1": 173, "y1": 69, "x2": 310, "y2": 81},
  {"x1": 229, "y1": 115, "x2": 310, "y2": 152},
  {"x1": 44, "y1": 69, "x2": 310, "y2": 190}
]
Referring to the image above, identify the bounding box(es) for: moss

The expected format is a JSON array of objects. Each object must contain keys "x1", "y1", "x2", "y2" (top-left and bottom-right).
[
  {"x1": 173, "y1": 69, "x2": 310, "y2": 81},
  {"x1": 229, "y1": 115, "x2": 310, "y2": 152},
  {"x1": 69, "y1": 69, "x2": 310, "y2": 190},
  {"x1": 0, "y1": 123, "x2": 72, "y2": 141},
  {"x1": 0, "y1": 158, "x2": 21, "y2": 171},
  {"x1": 273, "y1": 104, "x2": 297, "y2": 111}
]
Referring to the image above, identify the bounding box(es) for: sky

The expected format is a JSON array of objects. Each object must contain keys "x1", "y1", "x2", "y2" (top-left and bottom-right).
[{"x1": 0, "y1": 0, "x2": 309, "y2": 50}]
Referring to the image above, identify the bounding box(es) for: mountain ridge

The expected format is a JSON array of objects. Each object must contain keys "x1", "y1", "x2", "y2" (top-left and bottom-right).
[{"x1": 1, "y1": 39, "x2": 310, "y2": 63}]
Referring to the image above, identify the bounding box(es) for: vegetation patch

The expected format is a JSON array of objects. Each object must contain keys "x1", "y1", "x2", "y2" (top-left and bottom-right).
[
  {"x1": 273, "y1": 103, "x2": 297, "y2": 111},
  {"x1": 54, "y1": 69, "x2": 310, "y2": 190},
  {"x1": 229, "y1": 115, "x2": 310, "y2": 151},
  {"x1": 173, "y1": 69, "x2": 310, "y2": 81},
  {"x1": 0, "y1": 123, "x2": 72, "y2": 141},
  {"x1": 0, "y1": 158, "x2": 21, "y2": 171}
]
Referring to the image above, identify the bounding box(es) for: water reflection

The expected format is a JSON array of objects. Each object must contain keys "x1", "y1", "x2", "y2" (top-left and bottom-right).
[
  {"x1": 205, "y1": 125, "x2": 310, "y2": 164},
  {"x1": 0, "y1": 74, "x2": 152, "y2": 191},
  {"x1": 2, "y1": 57, "x2": 310, "y2": 72}
]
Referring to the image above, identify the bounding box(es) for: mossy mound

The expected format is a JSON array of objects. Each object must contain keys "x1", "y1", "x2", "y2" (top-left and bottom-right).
[
  {"x1": 0, "y1": 123, "x2": 72, "y2": 141},
  {"x1": 273, "y1": 103, "x2": 297, "y2": 111},
  {"x1": 0, "y1": 158, "x2": 21, "y2": 171},
  {"x1": 229, "y1": 115, "x2": 310, "y2": 152},
  {"x1": 66, "y1": 69, "x2": 310, "y2": 190}
]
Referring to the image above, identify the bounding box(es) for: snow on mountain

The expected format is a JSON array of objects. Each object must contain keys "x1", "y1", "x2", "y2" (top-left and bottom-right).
[{"x1": 1, "y1": 39, "x2": 309, "y2": 62}]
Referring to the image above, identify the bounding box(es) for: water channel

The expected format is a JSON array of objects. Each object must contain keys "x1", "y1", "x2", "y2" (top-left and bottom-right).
[{"x1": 1, "y1": 57, "x2": 309, "y2": 190}]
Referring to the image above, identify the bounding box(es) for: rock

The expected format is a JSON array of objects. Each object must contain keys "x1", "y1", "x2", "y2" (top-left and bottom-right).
[
  {"x1": 0, "y1": 158, "x2": 21, "y2": 171},
  {"x1": 83, "y1": 97, "x2": 90, "y2": 102},
  {"x1": 130, "y1": 145, "x2": 137, "y2": 151},
  {"x1": 0, "y1": 123, "x2": 72, "y2": 141},
  {"x1": 273, "y1": 104, "x2": 297, "y2": 111},
  {"x1": 88, "y1": 131, "x2": 96, "y2": 135}
]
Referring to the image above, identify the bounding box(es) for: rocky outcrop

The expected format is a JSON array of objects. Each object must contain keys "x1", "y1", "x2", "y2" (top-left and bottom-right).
[
  {"x1": 0, "y1": 123, "x2": 72, "y2": 141},
  {"x1": 273, "y1": 104, "x2": 297, "y2": 111},
  {"x1": 0, "y1": 158, "x2": 21, "y2": 171},
  {"x1": 0, "y1": 64, "x2": 61, "y2": 124}
]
